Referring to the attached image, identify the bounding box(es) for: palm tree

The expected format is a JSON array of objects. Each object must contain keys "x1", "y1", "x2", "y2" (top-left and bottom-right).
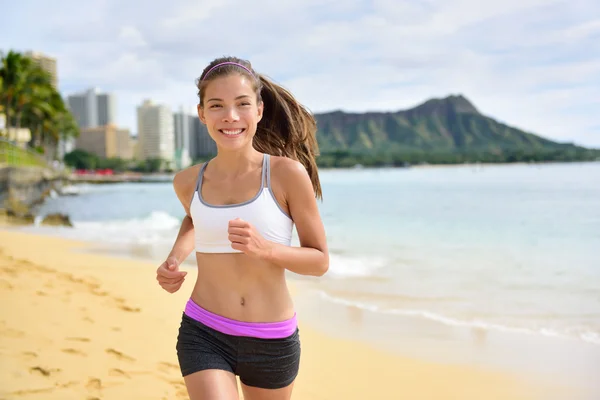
[
  {"x1": 0, "y1": 50, "x2": 24, "y2": 141},
  {"x1": 0, "y1": 50, "x2": 79, "y2": 161},
  {"x1": 15, "y1": 61, "x2": 53, "y2": 136},
  {"x1": 0, "y1": 74, "x2": 4, "y2": 137}
]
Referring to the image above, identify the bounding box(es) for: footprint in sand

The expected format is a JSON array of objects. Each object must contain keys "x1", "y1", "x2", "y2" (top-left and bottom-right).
[
  {"x1": 66, "y1": 337, "x2": 91, "y2": 342},
  {"x1": 1, "y1": 327, "x2": 25, "y2": 338},
  {"x1": 22, "y1": 351, "x2": 38, "y2": 359},
  {"x1": 62, "y1": 348, "x2": 87, "y2": 356},
  {"x1": 85, "y1": 377, "x2": 102, "y2": 391},
  {"x1": 0, "y1": 266, "x2": 17, "y2": 277},
  {"x1": 158, "y1": 362, "x2": 179, "y2": 370},
  {"x1": 11, "y1": 387, "x2": 54, "y2": 395},
  {"x1": 36, "y1": 290, "x2": 48, "y2": 296},
  {"x1": 92, "y1": 289, "x2": 109, "y2": 297},
  {"x1": 0, "y1": 279, "x2": 14, "y2": 289},
  {"x1": 105, "y1": 348, "x2": 135, "y2": 362},
  {"x1": 109, "y1": 368, "x2": 131, "y2": 378},
  {"x1": 157, "y1": 361, "x2": 180, "y2": 375},
  {"x1": 113, "y1": 297, "x2": 141, "y2": 312},
  {"x1": 30, "y1": 366, "x2": 60, "y2": 377},
  {"x1": 57, "y1": 380, "x2": 79, "y2": 388},
  {"x1": 119, "y1": 305, "x2": 141, "y2": 313}
]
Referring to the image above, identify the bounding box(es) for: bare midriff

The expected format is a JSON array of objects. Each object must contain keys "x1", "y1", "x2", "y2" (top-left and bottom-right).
[{"x1": 190, "y1": 252, "x2": 295, "y2": 323}]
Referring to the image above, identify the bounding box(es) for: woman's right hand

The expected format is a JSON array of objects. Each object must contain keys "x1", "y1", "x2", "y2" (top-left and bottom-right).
[{"x1": 156, "y1": 256, "x2": 187, "y2": 293}]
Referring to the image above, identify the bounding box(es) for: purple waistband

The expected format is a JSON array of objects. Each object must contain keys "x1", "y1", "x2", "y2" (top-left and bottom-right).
[{"x1": 184, "y1": 298, "x2": 297, "y2": 339}]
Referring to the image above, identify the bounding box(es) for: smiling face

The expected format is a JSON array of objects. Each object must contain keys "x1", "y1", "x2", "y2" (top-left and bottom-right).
[{"x1": 197, "y1": 74, "x2": 264, "y2": 152}]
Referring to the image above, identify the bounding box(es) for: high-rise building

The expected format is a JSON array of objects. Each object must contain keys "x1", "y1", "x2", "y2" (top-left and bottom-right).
[
  {"x1": 24, "y1": 51, "x2": 58, "y2": 88},
  {"x1": 75, "y1": 124, "x2": 133, "y2": 159},
  {"x1": 137, "y1": 99, "x2": 175, "y2": 165},
  {"x1": 67, "y1": 88, "x2": 116, "y2": 129},
  {"x1": 97, "y1": 93, "x2": 117, "y2": 126},
  {"x1": 192, "y1": 117, "x2": 217, "y2": 159},
  {"x1": 173, "y1": 108, "x2": 193, "y2": 169}
]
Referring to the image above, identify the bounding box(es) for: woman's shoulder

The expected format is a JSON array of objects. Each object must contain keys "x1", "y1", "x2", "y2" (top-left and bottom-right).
[
  {"x1": 269, "y1": 155, "x2": 312, "y2": 193},
  {"x1": 269, "y1": 155, "x2": 309, "y2": 179},
  {"x1": 173, "y1": 163, "x2": 204, "y2": 196}
]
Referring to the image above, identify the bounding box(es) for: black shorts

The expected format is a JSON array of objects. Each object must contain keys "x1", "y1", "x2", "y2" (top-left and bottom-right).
[{"x1": 176, "y1": 313, "x2": 301, "y2": 389}]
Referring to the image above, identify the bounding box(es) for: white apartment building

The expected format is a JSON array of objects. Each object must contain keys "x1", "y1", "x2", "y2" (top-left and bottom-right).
[
  {"x1": 173, "y1": 108, "x2": 193, "y2": 169},
  {"x1": 137, "y1": 99, "x2": 175, "y2": 165}
]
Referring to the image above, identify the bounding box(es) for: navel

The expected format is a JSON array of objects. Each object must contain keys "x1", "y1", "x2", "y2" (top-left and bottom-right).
[{"x1": 240, "y1": 297, "x2": 245, "y2": 306}]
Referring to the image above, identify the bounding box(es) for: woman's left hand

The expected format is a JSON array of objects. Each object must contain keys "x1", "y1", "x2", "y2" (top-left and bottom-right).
[{"x1": 228, "y1": 218, "x2": 272, "y2": 259}]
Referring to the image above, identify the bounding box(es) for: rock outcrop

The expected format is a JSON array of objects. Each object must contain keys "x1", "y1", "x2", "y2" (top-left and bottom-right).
[
  {"x1": 40, "y1": 213, "x2": 73, "y2": 227},
  {"x1": 0, "y1": 166, "x2": 69, "y2": 225}
]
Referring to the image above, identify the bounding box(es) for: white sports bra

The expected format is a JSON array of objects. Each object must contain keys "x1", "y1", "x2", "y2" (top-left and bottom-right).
[{"x1": 190, "y1": 154, "x2": 294, "y2": 253}]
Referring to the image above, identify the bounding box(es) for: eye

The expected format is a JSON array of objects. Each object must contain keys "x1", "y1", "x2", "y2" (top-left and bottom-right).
[
  {"x1": 240, "y1": 102, "x2": 251, "y2": 106},
  {"x1": 210, "y1": 104, "x2": 222, "y2": 109}
]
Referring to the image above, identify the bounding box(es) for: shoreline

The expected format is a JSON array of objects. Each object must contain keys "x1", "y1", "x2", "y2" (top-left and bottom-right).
[
  {"x1": 0, "y1": 228, "x2": 577, "y2": 399},
  {"x1": 293, "y1": 282, "x2": 599, "y2": 395},
  {"x1": 63, "y1": 160, "x2": 600, "y2": 184}
]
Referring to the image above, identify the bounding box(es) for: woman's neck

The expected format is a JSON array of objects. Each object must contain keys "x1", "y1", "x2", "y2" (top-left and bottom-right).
[{"x1": 210, "y1": 147, "x2": 263, "y2": 178}]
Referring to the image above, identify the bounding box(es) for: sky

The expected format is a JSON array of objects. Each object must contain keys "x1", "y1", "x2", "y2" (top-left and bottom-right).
[{"x1": 2, "y1": 0, "x2": 599, "y2": 147}]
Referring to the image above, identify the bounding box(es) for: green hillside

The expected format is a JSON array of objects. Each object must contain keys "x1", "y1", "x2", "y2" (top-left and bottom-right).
[{"x1": 313, "y1": 95, "x2": 598, "y2": 167}]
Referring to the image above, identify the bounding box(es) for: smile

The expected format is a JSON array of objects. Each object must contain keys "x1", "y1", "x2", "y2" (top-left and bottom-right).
[{"x1": 219, "y1": 129, "x2": 245, "y2": 137}]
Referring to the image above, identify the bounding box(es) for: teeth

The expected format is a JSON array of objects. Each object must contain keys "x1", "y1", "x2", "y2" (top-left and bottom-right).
[{"x1": 222, "y1": 129, "x2": 243, "y2": 135}]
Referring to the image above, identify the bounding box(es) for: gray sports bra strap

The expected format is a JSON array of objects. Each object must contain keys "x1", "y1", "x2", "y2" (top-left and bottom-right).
[
  {"x1": 265, "y1": 154, "x2": 272, "y2": 189},
  {"x1": 189, "y1": 162, "x2": 207, "y2": 209},
  {"x1": 261, "y1": 153, "x2": 268, "y2": 188},
  {"x1": 196, "y1": 162, "x2": 209, "y2": 192}
]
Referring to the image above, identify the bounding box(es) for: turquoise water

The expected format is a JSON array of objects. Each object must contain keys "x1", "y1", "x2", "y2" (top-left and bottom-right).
[{"x1": 26, "y1": 162, "x2": 600, "y2": 346}]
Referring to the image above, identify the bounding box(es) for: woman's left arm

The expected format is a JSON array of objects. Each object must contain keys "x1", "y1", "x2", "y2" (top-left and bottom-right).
[
  {"x1": 228, "y1": 158, "x2": 329, "y2": 276},
  {"x1": 265, "y1": 159, "x2": 329, "y2": 276}
]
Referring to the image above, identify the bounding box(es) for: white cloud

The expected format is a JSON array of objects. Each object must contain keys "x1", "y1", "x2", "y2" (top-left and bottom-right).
[
  {"x1": 118, "y1": 26, "x2": 147, "y2": 48},
  {"x1": 563, "y1": 18, "x2": 600, "y2": 40},
  {"x1": 1, "y1": 0, "x2": 598, "y2": 147}
]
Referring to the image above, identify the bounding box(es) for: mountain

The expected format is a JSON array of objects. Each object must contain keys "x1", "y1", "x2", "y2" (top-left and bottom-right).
[{"x1": 313, "y1": 95, "x2": 579, "y2": 154}]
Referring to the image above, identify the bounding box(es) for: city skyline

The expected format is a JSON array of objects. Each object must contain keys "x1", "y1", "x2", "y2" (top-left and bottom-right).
[
  {"x1": 62, "y1": 84, "x2": 215, "y2": 164},
  {"x1": 2, "y1": 1, "x2": 599, "y2": 147}
]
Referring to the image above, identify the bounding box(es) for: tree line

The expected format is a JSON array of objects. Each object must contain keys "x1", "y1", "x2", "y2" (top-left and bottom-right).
[
  {"x1": 0, "y1": 50, "x2": 78, "y2": 160},
  {"x1": 316, "y1": 148, "x2": 600, "y2": 168}
]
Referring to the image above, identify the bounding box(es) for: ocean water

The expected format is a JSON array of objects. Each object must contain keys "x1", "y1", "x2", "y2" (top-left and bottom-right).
[{"x1": 21, "y1": 162, "x2": 600, "y2": 348}]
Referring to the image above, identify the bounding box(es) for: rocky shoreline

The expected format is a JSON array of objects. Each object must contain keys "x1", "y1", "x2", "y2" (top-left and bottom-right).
[{"x1": 0, "y1": 165, "x2": 73, "y2": 226}]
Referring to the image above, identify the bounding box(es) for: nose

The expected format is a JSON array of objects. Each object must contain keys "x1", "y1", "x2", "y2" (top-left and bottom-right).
[{"x1": 222, "y1": 106, "x2": 240, "y2": 123}]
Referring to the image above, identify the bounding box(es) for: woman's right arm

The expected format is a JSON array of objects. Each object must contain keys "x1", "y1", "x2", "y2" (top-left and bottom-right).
[
  {"x1": 167, "y1": 215, "x2": 195, "y2": 263},
  {"x1": 156, "y1": 166, "x2": 200, "y2": 293},
  {"x1": 168, "y1": 166, "x2": 201, "y2": 262}
]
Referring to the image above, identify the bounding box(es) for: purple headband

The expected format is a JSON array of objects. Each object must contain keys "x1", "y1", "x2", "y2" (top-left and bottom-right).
[{"x1": 202, "y1": 62, "x2": 254, "y2": 81}]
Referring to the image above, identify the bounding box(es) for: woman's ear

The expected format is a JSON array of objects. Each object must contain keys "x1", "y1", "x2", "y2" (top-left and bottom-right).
[
  {"x1": 197, "y1": 104, "x2": 206, "y2": 124},
  {"x1": 257, "y1": 101, "x2": 264, "y2": 123}
]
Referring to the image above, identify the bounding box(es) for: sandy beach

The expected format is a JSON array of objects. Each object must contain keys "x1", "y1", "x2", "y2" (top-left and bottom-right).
[{"x1": 0, "y1": 228, "x2": 570, "y2": 399}]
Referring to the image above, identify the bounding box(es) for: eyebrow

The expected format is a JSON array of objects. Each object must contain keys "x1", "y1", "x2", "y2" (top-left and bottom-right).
[{"x1": 206, "y1": 95, "x2": 252, "y2": 103}]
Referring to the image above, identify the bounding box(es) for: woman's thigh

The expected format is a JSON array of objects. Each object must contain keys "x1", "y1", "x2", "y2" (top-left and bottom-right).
[
  {"x1": 184, "y1": 369, "x2": 239, "y2": 400},
  {"x1": 241, "y1": 380, "x2": 295, "y2": 400},
  {"x1": 236, "y1": 328, "x2": 301, "y2": 397}
]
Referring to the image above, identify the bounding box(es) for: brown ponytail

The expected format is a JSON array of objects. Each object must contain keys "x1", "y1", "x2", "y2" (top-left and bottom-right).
[{"x1": 197, "y1": 56, "x2": 322, "y2": 200}]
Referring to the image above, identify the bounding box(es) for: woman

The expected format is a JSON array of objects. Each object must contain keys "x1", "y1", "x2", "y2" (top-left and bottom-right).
[{"x1": 156, "y1": 56, "x2": 329, "y2": 400}]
